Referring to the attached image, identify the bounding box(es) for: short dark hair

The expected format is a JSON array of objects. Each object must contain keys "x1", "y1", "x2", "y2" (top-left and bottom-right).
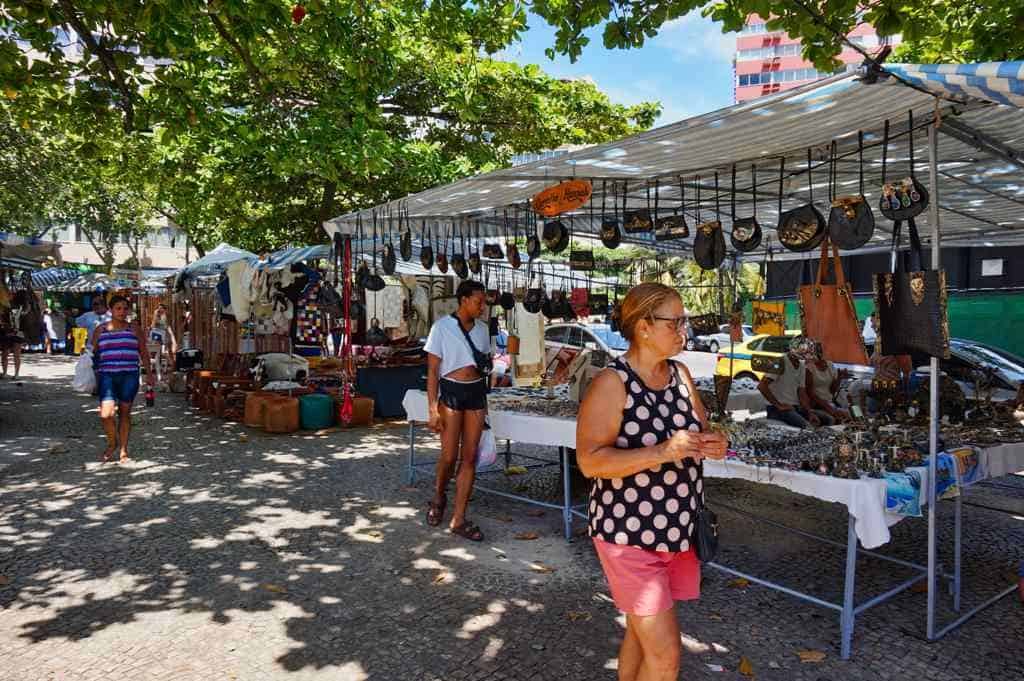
[
  {"x1": 455, "y1": 280, "x2": 485, "y2": 302},
  {"x1": 108, "y1": 295, "x2": 130, "y2": 308},
  {"x1": 93, "y1": 297, "x2": 107, "y2": 308}
]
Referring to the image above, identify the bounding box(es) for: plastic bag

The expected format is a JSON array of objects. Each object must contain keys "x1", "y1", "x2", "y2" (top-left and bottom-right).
[
  {"x1": 476, "y1": 425, "x2": 497, "y2": 471},
  {"x1": 72, "y1": 351, "x2": 96, "y2": 393}
]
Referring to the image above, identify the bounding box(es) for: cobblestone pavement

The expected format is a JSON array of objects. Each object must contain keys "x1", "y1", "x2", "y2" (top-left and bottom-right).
[{"x1": 1, "y1": 355, "x2": 1022, "y2": 681}]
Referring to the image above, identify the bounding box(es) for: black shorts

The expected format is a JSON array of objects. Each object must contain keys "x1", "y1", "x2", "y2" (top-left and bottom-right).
[{"x1": 439, "y1": 378, "x2": 487, "y2": 411}]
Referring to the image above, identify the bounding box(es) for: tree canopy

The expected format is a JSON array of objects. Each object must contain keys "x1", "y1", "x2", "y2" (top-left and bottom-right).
[
  {"x1": 0, "y1": 2, "x2": 659, "y2": 253},
  {"x1": 530, "y1": 0, "x2": 1024, "y2": 69}
]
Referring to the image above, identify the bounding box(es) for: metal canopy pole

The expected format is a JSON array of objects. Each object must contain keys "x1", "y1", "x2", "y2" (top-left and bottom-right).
[{"x1": 926, "y1": 122, "x2": 941, "y2": 640}]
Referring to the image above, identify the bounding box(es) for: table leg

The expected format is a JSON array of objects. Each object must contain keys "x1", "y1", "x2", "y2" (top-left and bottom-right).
[
  {"x1": 953, "y1": 494, "x2": 962, "y2": 612},
  {"x1": 560, "y1": 446, "x2": 572, "y2": 540},
  {"x1": 504, "y1": 439, "x2": 512, "y2": 469},
  {"x1": 840, "y1": 515, "x2": 857, "y2": 660},
  {"x1": 407, "y1": 422, "x2": 416, "y2": 485}
]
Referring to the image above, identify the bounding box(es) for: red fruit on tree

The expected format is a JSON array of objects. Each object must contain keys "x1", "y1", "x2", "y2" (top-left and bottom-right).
[{"x1": 291, "y1": 4, "x2": 306, "y2": 23}]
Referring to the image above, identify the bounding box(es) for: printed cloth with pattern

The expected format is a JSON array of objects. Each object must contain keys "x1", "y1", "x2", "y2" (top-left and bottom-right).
[{"x1": 588, "y1": 357, "x2": 704, "y2": 553}]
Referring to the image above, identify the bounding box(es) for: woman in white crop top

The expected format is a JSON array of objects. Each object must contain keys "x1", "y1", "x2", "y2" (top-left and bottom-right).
[{"x1": 423, "y1": 280, "x2": 492, "y2": 542}]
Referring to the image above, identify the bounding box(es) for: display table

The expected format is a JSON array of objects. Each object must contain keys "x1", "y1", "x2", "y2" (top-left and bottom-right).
[
  {"x1": 401, "y1": 387, "x2": 1024, "y2": 660},
  {"x1": 357, "y1": 365, "x2": 426, "y2": 418}
]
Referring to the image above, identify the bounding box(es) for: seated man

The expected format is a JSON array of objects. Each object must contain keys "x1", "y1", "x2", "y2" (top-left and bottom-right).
[{"x1": 758, "y1": 336, "x2": 834, "y2": 429}]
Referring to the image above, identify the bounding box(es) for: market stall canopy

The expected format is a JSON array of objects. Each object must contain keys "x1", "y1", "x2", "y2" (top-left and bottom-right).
[
  {"x1": 49, "y1": 271, "x2": 167, "y2": 293},
  {"x1": 30, "y1": 267, "x2": 82, "y2": 289},
  {"x1": 0, "y1": 232, "x2": 62, "y2": 269},
  {"x1": 325, "y1": 62, "x2": 1024, "y2": 258},
  {"x1": 258, "y1": 245, "x2": 330, "y2": 271},
  {"x1": 180, "y1": 243, "x2": 257, "y2": 276}
]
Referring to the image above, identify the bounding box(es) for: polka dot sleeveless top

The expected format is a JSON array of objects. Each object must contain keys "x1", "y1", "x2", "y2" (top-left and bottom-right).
[{"x1": 588, "y1": 357, "x2": 704, "y2": 553}]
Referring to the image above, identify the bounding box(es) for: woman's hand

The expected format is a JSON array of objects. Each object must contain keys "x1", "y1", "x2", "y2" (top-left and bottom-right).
[
  {"x1": 660, "y1": 429, "x2": 706, "y2": 462},
  {"x1": 699, "y1": 432, "x2": 729, "y2": 460},
  {"x1": 427, "y1": 408, "x2": 443, "y2": 434}
]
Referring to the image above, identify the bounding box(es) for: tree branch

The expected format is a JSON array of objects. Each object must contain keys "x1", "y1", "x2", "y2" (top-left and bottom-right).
[
  {"x1": 207, "y1": 12, "x2": 272, "y2": 95},
  {"x1": 56, "y1": 0, "x2": 136, "y2": 132}
]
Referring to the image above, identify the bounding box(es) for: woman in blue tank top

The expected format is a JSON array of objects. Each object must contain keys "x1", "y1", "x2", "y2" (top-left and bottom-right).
[{"x1": 91, "y1": 295, "x2": 154, "y2": 463}]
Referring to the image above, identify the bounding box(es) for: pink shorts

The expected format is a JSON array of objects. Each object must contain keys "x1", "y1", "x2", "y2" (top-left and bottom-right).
[{"x1": 593, "y1": 537, "x2": 701, "y2": 616}]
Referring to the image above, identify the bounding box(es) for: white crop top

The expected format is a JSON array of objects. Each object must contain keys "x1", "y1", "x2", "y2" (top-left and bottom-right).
[{"x1": 424, "y1": 315, "x2": 491, "y2": 377}]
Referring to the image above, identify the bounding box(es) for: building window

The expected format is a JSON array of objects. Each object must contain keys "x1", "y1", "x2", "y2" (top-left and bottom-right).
[
  {"x1": 737, "y1": 66, "x2": 833, "y2": 88},
  {"x1": 735, "y1": 43, "x2": 802, "y2": 61}
]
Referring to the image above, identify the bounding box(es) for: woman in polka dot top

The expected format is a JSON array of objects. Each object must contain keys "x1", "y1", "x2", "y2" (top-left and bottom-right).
[{"x1": 577, "y1": 283, "x2": 728, "y2": 681}]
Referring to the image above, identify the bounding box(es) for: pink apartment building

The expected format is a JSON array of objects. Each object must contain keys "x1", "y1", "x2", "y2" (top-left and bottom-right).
[{"x1": 734, "y1": 16, "x2": 900, "y2": 102}]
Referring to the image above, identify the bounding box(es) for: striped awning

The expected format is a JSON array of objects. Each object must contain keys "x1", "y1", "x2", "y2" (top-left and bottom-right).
[
  {"x1": 886, "y1": 62, "x2": 1024, "y2": 109},
  {"x1": 258, "y1": 245, "x2": 331, "y2": 270},
  {"x1": 0, "y1": 232, "x2": 62, "y2": 267},
  {"x1": 50, "y1": 272, "x2": 134, "y2": 293},
  {"x1": 180, "y1": 243, "x2": 258, "y2": 276},
  {"x1": 32, "y1": 267, "x2": 84, "y2": 289}
]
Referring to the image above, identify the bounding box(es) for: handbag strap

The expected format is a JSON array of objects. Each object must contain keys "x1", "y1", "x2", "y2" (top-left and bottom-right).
[
  {"x1": 751, "y1": 164, "x2": 757, "y2": 214},
  {"x1": 881, "y1": 119, "x2": 890, "y2": 185},
  {"x1": 731, "y1": 164, "x2": 737, "y2": 220},
  {"x1": 696, "y1": 175, "x2": 702, "y2": 223},
  {"x1": 653, "y1": 179, "x2": 659, "y2": 220},
  {"x1": 806, "y1": 148, "x2": 814, "y2": 204},
  {"x1": 815, "y1": 237, "x2": 847, "y2": 288},
  {"x1": 714, "y1": 171, "x2": 720, "y2": 220},
  {"x1": 777, "y1": 157, "x2": 785, "y2": 216},
  {"x1": 908, "y1": 109, "x2": 916, "y2": 178},
  {"x1": 828, "y1": 140, "x2": 837, "y2": 202},
  {"x1": 858, "y1": 130, "x2": 865, "y2": 195},
  {"x1": 889, "y1": 219, "x2": 903, "y2": 273},
  {"x1": 907, "y1": 216, "x2": 924, "y2": 272}
]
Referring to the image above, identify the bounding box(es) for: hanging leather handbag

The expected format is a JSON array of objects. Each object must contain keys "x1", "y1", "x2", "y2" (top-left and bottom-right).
[
  {"x1": 523, "y1": 269, "x2": 545, "y2": 314},
  {"x1": 588, "y1": 292, "x2": 609, "y2": 316},
  {"x1": 689, "y1": 313, "x2": 719, "y2": 336},
  {"x1": 364, "y1": 219, "x2": 387, "y2": 292},
  {"x1": 730, "y1": 164, "x2": 762, "y2": 253},
  {"x1": 797, "y1": 237, "x2": 868, "y2": 365},
  {"x1": 693, "y1": 173, "x2": 727, "y2": 271},
  {"x1": 777, "y1": 151, "x2": 827, "y2": 252},
  {"x1": 419, "y1": 221, "x2": 434, "y2": 271},
  {"x1": 526, "y1": 208, "x2": 542, "y2": 259},
  {"x1": 399, "y1": 206, "x2": 413, "y2": 262},
  {"x1": 468, "y1": 220, "x2": 482, "y2": 275},
  {"x1": 623, "y1": 181, "x2": 654, "y2": 234},
  {"x1": 872, "y1": 217, "x2": 950, "y2": 359},
  {"x1": 655, "y1": 178, "x2": 688, "y2": 241},
  {"x1": 543, "y1": 219, "x2": 569, "y2": 254},
  {"x1": 600, "y1": 181, "x2": 622, "y2": 249},
  {"x1": 569, "y1": 249, "x2": 594, "y2": 271},
  {"x1": 451, "y1": 222, "x2": 469, "y2": 279},
  {"x1": 382, "y1": 211, "x2": 398, "y2": 276},
  {"x1": 435, "y1": 223, "x2": 449, "y2": 274},
  {"x1": 829, "y1": 133, "x2": 875, "y2": 250},
  {"x1": 878, "y1": 113, "x2": 930, "y2": 222},
  {"x1": 559, "y1": 288, "x2": 577, "y2": 321},
  {"x1": 570, "y1": 288, "x2": 590, "y2": 318},
  {"x1": 542, "y1": 289, "x2": 561, "y2": 319},
  {"x1": 752, "y1": 300, "x2": 786, "y2": 336}
]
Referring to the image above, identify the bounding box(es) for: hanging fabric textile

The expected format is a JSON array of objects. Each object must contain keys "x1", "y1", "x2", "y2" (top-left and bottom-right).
[{"x1": 339, "y1": 237, "x2": 354, "y2": 425}]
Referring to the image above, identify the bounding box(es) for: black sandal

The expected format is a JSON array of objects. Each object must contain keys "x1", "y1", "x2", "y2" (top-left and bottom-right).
[
  {"x1": 449, "y1": 520, "x2": 484, "y2": 542},
  {"x1": 426, "y1": 494, "x2": 446, "y2": 527}
]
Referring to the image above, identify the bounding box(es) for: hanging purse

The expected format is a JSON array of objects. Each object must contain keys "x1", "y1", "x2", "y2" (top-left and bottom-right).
[
  {"x1": 399, "y1": 204, "x2": 413, "y2": 262},
  {"x1": 752, "y1": 300, "x2": 786, "y2": 336},
  {"x1": 656, "y1": 177, "x2": 689, "y2": 241},
  {"x1": 750, "y1": 353, "x2": 784, "y2": 375},
  {"x1": 693, "y1": 173, "x2": 727, "y2": 271},
  {"x1": 363, "y1": 214, "x2": 387, "y2": 292},
  {"x1": 543, "y1": 219, "x2": 569, "y2": 254},
  {"x1": 797, "y1": 237, "x2": 868, "y2": 365},
  {"x1": 451, "y1": 220, "x2": 469, "y2": 279},
  {"x1": 505, "y1": 209, "x2": 521, "y2": 268},
  {"x1": 435, "y1": 222, "x2": 449, "y2": 274},
  {"x1": 420, "y1": 220, "x2": 434, "y2": 271},
  {"x1": 688, "y1": 313, "x2": 719, "y2": 336},
  {"x1": 879, "y1": 112, "x2": 930, "y2": 222},
  {"x1": 523, "y1": 266, "x2": 545, "y2": 314},
  {"x1": 623, "y1": 181, "x2": 653, "y2": 234},
  {"x1": 499, "y1": 270, "x2": 516, "y2": 311},
  {"x1": 730, "y1": 164, "x2": 762, "y2": 253},
  {"x1": 777, "y1": 151, "x2": 827, "y2": 252},
  {"x1": 600, "y1": 180, "x2": 622, "y2": 249},
  {"x1": 526, "y1": 207, "x2": 542, "y2": 260},
  {"x1": 382, "y1": 208, "x2": 398, "y2": 276},
  {"x1": 468, "y1": 219, "x2": 482, "y2": 275},
  {"x1": 872, "y1": 217, "x2": 950, "y2": 359},
  {"x1": 829, "y1": 133, "x2": 875, "y2": 250},
  {"x1": 483, "y1": 214, "x2": 503, "y2": 260}
]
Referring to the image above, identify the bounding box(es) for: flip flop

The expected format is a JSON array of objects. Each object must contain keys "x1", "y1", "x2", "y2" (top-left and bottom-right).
[
  {"x1": 426, "y1": 494, "x2": 446, "y2": 527},
  {"x1": 449, "y1": 520, "x2": 484, "y2": 542}
]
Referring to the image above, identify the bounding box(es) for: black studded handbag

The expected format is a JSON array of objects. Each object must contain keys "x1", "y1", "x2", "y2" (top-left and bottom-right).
[
  {"x1": 878, "y1": 113, "x2": 930, "y2": 222},
  {"x1": 777, "y1": 151, "x2": 826, "y2": 252},
  {"x1": 828, "y1": 134, "x2": 875, "y2": 250},
  {"x1": 693, "y1": 172, "x2": 726, "y2": 271},
  {"x1": 730, "y1": 164, "x2": 762, "y2": 253}
]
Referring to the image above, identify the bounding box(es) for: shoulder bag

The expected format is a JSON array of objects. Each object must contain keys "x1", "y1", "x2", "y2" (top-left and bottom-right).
[
  {"x1": 450, "y1": 313, "x2": 493, "y2": 376},
  {"x1": 798, "y1": 237, "x2": 868, "y2": 365}
]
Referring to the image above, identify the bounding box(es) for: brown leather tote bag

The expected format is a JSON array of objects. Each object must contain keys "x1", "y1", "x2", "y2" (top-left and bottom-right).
[{"x1": 798, "y1": 238, "x2": 869, "y2": 366}]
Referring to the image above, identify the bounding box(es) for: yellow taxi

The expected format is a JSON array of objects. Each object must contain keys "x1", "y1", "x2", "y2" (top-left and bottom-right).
[{"x1": 714, "y1": 331, "x2": 801, "y2": 381}]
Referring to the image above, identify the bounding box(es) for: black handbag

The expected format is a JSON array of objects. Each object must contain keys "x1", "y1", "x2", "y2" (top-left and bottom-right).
[
  {"x1": 600, "y1": 180, "x2": 622, "y2": 249},
  {"x1": 524, "y1": 268, "x2": 544, "y2": 314},
  {"x1": 450, "y1": 313, "x2": 492, "y2": 376},
  {"x1": 655, "y1": 178, "x2": 689, "y2": 241},
  {"x1": 777, "y1": 151, "x2": 826, "y2": 252},
  {"x1": 382, "y1": 210, "x2": 397, "y2": 276},
  {"x1": 468, "y1": 220, "x2": 482, "y2": 275},
  {"x1": 419, "y1": 221, "x2": 434, "y2": 271},
  {"x1": 872, "y1": 217, "x2": 950, "y2": 359},
  {"x1": 828, "y1": 133, "x2": 875, "y2": 250},
  {"x1": 730, "y1": 164, "x2": 762, "y2": 253},
  {"x1": 363, "y1": 215, "x2": 386, "y2": 291},
  {"x1": 451, "y1": 222, "x2": 469, "y2": 279},
  {"x1": 543, "y1": 219, "x2": 569, "y2": 254},
  {"x1": 435, "y1": 223, "x2": 449, "y2": 274},
  {"x1": 623, "y1": 181, "x2": 653, "y2": 234},
  {"x1": 689, "y1": 313, "x2": 719, "y2": 335},
  {"x1": 570, "y1": 249, "x2": 594, "y2": 271},
  {"x1": 693, "y1": 486, "x2": 719, "y2": 562},
  {"x1": 693, "y1": 173, "x2": 726, "y2": 271},
  {"x1": 399, "y1": 205, "x2": 413, "y2": 262},
  {"x1": 525, "y1": 207, "x2": 542, "y2": 259},
  {"x1": 879, "y1": 113, "x2": 929, "y2": 222}
]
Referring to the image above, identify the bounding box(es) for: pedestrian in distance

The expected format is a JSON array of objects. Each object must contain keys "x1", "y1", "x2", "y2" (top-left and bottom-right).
[{"x1": 91, "y1": 295, "x2": 154, "y2": 463}]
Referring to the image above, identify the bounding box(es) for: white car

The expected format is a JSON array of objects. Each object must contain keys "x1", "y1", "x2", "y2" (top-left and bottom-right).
[{"x1": 696, "y1": 324, "x2": 755, "y2": 354}]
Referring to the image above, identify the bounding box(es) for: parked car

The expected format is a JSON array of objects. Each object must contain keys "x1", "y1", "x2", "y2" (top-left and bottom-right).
[
  {"x1": 714, "y1": 332, "x2": 800, "y2": 382},
  {"x1": 543, "y1": 322, "x2": 625, "y2": 384},
  {"x1": 694, "y1": 324, "x2": 755, "y2": 353}
]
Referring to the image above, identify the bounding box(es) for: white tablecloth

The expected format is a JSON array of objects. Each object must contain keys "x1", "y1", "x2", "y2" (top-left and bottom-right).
[{"x1": 402, "y1": 389, "x2": 1024, "y2": 550}]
